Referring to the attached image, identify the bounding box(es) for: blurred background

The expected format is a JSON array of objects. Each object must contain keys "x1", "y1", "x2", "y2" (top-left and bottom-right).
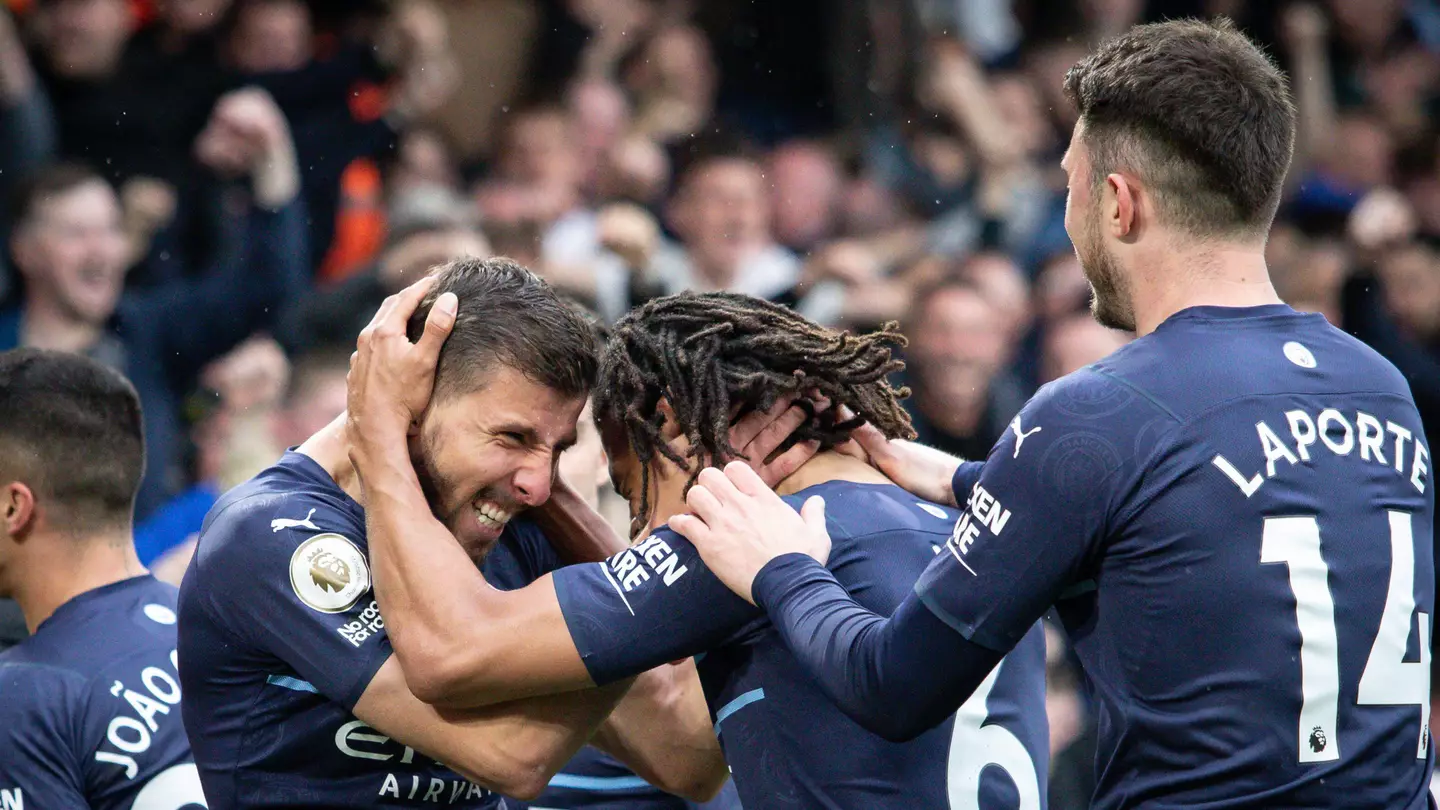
[{"x1": 1, "y1": 0, "x2": 1437, "y2": 805}]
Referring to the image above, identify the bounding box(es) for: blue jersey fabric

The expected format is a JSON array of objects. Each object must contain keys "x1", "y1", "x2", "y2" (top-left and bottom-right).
[
  {"x1": 0, "y1": 576, "x2": 203, "y2": 809},
  {"x1": 552, "y1": 480, "x2": 1049, "y2": 809},
  {"x1": 911, "y1": 305, "x2": 1436, "y2": 808},
  {"x1": 482, "y1": 522, "x2": 742, "y2": 810},
  {"x1": 178, "y1": 451, "x2": 511, "y2": 809}
]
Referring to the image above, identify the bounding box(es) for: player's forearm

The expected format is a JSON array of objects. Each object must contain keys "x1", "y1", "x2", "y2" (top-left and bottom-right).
[
  {"x1": 878, "y1": 440, "x2": 966, "y2": 507},
  {"x1": 593, "y1": 661, "x2": 729, "y2": 802},
  {"x1": 751, "y1": 553, "x2": 1001, "y2": 741},
  {"x1": 417, "y1": 678, "x2": 635, "y2": 801},
  {"x1": 532, "y1": 478, "x2": 629, "y2": 563}
]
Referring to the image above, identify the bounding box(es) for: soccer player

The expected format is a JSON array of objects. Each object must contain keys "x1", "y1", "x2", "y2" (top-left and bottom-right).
[
  {"x1": 0, "y1": 349, "x2": 205, "y2": 808},
  {"x1": 178, "y1": 258, "x2": 725, "y2": 810},
  {"x1": 668, "y1": 18, "x2": 1438, "y2": 810},
  {"x1": 346, "y1": 289, "x2": 1049, "y2": 807}
]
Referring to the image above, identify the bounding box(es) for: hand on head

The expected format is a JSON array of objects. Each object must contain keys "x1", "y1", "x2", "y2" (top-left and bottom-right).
[{"x1": 346, "y1": 275, "x2": 457, "y2": 461}]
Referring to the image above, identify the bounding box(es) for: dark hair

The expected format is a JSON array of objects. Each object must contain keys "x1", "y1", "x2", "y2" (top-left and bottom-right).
[
  {"x1": 0, "y1": 349, "x2": 145, "y2": 533},
  {"x1": 1062, "y1": 18, "x2": 1296, "y2": 238},
  {"x1": 596, "y1": 292, "x2": 915, "y2": 523},
  {"x1": 8, "y1": 163, "x2": 108, "y2": 228},
  {"x1": 407, "y1": 256, "x2": 598, "y2": 401}
]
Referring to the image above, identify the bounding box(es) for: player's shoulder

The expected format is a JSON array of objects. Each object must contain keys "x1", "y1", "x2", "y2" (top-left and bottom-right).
[
  {"x1": 195, "y1": 451, "x2": 366, "y2": 571},
  {"x1": 781, "y1": 481, "x2": 959, "y2": 543},
  {"x1": 0, "y1": 586, "x2": 180, "y2": 726},
  {"x1": 483, "y1": 519, "x2": 563, "y2": 591}
]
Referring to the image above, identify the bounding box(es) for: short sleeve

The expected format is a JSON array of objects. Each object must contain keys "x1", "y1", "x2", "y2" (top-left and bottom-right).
[
  {"x1": 552, "y1": 527, "x2": 761, "y2": 685},
  {"x1": 0, "y1": 663, "x2": 88, "y2": 806},
  {"x1": 189, "y1": 493, "x2": 391, "y2": 710},
  {"x1": 915, "y1": 370, "x2": 1175, "y2": 651}
]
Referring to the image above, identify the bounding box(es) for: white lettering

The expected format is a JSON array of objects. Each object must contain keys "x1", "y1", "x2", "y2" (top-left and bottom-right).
[
  {"x1": 466, "y1": 784, "x2": 486, "y2": 799},
  {"x1": 1356, "y1": 412, "x2": 1387, "y2": 465},
  {"x1": 400, "y1": 746, "x2": 415, "y2": 765},
  {"x1": 613, "y1": 550, "x2": 638, "y2": 578},
  {"x1": 379, "y1": 773, "x2": 400, "y2": 798},
  {"x1": 973, "y1": 488, "x2": 995, "y2": 519},
  {"x1": 107, "y1": 715, "x2": 151, "y2": 754},
  {"x1": 1213, "y1": 454, "x2": 1264, "y2": 497},
  {"x1": 1388, "y1": 421, "x2": 1413, "y2": 473},
  {"x1": 640, "y1": 537, "x2": 672, "y2": 567},
  {"x1": 336, "y1": 720, "x2": 392, "y2": 761},
  {"x1": 656, "y1": 553, "x2": 688, "y2": 585},
  {"x1": 424, "y1": 777, "x2": 445, "y2": 801},
  {"x1": 0, "y1": 788, "x2": 20, "y2": 810},
  {"x1": 621, "y1": 563, "x2": 650, "y2": 592},
  {"x1": 958, "y1": 521, "x2": 981, "y2": 554},
  {"x1": 409, "y1": 775, "x2": 420, "y2": 799},
  {"x1": 450, "y1": 782, "x2": 467, "y2": 802},
  {"x1": 95, "y1": 751, "x2": 139, "y2": 779},
  {"x1": 1318, "y1": 410, "x2": 1354, "y2": 455},
  {"x1": 1413, "y1": 442, "x2": 1430, "y2": 495},
  {"x1": 1258, "y1": 421, "x2": 1300, "y2": 477},
  {"x1": 1287, "y1": 410, "x2": 1317, "y2": 461},
  {"x1": 985, "y1": 500, "x2": 1011, "y2": 534},
  {"x1": 141, "y1": 667, "x2": 181, "y2": 705},
  {"x1": 170, "y1": 650, "x2": 178, "y2": 670},
  {"x1": 123, "y1": 688, "x2": 169, "y2": 732}
]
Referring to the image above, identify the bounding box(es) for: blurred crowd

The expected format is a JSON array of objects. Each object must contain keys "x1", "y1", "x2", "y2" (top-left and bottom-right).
[{"x1": 1, "y1": 0, "x2": 1438, "y2": 805}]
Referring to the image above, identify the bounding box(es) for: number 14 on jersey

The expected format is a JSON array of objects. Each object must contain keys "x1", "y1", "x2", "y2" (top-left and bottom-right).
[{"x1": 1262, "y1": 510, "x2": 1430, "y2": 764}]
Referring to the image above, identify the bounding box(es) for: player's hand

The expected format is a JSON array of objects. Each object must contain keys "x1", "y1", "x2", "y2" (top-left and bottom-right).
[
  {"x1": 834, "y1": 405, "x2": 963, "y2": 507},
  {"x1": 725, "y1": 396, "x2": 823, "y2": 488},
  {"x1": 348, "y1": 276, "x2": 457, "y2": 451},
  {"x1": 670, "y1": 462, "x2": 831, "y2": 605}
]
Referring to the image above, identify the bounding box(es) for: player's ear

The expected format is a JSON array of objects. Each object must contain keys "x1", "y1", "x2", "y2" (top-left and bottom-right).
[
  {"x1": 1, "y1": 482, "x2": 37, "y2": 541},
  {"x1": 657, "y1": 397, "x2": 683, "y2": 441},
  {"x1": 1107, "y1": 172, "x2": 1139, "y2": 242}
]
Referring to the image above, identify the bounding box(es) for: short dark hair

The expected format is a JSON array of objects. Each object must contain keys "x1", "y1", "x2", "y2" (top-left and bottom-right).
[
  {"x1": 0, "y1": 349, "x2": 145, "y2": 533},
  {"x1": 8, "y1": 163, "x2": 108, "y2": 228},
  {"x1": 1062, "y1": 18, "x2": 1296, "y2": 238},
  {"x1": 407, "y1": 257, "x2": 598, "y2": 401},
  {"x1": 596, "y1": 292, "x2": 915, "y2": 523}
]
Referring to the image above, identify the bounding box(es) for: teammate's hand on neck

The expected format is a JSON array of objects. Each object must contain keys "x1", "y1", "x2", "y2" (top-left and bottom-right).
[
  {"x1": 725, "y1": 396, "x2": 823, "y2": 489},
  {"x1": 347, "y1": 276, "x2": 457, "y2": 459},
  {"x1": 671, "y1": 462, "x2": 831, "y2": 605}
]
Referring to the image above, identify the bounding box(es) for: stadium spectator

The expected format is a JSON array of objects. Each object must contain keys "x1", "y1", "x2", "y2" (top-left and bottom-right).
[
  {"x1": 0, "y1": 85, "x2": 306, "y2": 519},
  {"x1": 901, "y1": 274, "x2": 1026, "y2": 461}
]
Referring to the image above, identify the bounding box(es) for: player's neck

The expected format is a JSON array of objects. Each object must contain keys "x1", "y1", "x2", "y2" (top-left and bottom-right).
[
  {"x1": 1130, "y1": 242, "x2": 1281, "y2": 337},
  {"x1": 297, "y1": 414, "x2": 366, "y2": 506},
  {"x1": 15, "y1": 528, "x2": 146, "y2": 634},
  {"x1": 775, "y1": 451, "x2": 893, "y2": 497}
]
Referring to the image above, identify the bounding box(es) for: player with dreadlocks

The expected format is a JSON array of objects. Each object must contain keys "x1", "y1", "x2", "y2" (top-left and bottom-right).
[
  {"x1": 595, "y1": 291, "x2": 915, "y2": 532},
  {"x1": 347, "y1": 288, "x2": 1050, "y2": 808}
]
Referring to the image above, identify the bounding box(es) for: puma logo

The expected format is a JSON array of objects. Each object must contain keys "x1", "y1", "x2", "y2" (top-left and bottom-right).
[
  {"x1": 1010, "y1": 416, "x2": 1042, "y2": 458},
  {"x1": 271, "y1": 508, "x2": 320, "y2": 533}
]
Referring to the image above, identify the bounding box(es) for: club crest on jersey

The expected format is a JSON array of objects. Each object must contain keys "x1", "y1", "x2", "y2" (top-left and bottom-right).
[{"x1": 289, "y1": 533, "x2": 370, "y2": 613}]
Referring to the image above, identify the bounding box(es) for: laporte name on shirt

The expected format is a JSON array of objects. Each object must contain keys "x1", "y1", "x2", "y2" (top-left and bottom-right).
[{"x1": 1212, "y1": 406, "x2": 1430, "y2": 498}]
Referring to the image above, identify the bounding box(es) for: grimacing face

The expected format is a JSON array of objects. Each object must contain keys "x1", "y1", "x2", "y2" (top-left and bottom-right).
[
  {"x1": 1062, "y1": 123, "x2": 1136, "y2": 332},
  {"x1": 410, "y1": 364, "x2": 585, "y2": 562}
]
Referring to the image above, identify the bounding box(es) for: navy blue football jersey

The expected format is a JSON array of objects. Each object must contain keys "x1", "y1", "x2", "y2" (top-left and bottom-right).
[
  {"x1": 483, "y1": 522, "x2": 742, "y2": 810},
  {"x1": 179, "y1": 451, "x2": 512, "y2": 809},
  {"x1": 553, "y1": 480, "x2": 1049, "y2": 809},
  {"x1": 916, "y1": 305, "x2": 1437, "y2": 808},
  {"x1": 0, "y1": 576, "x2": 203, "y2": 810}
]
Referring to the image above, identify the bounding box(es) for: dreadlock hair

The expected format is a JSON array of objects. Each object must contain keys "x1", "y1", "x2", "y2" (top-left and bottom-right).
[{"x1": 596, "y1": 291, "x2": 916, "y2": 525}]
